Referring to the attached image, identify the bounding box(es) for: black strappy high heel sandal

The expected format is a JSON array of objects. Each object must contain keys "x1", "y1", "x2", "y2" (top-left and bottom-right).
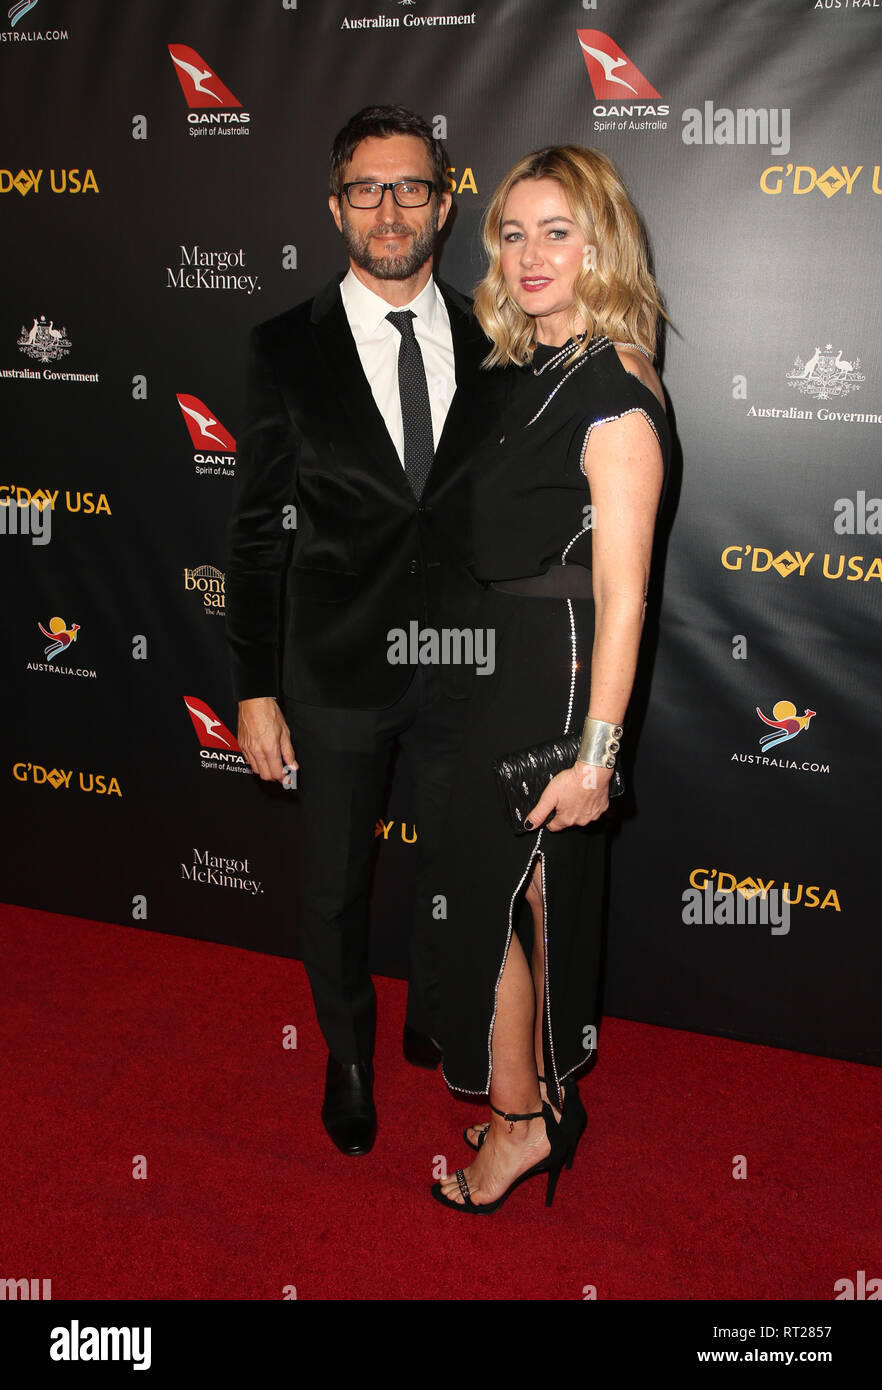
[
  {"x1": 464, "y1": 1077, "x2": 587, "y2": 1171},
  {"x1": 432, "y1": 1100, "x2": 568, "y2": 1213}
]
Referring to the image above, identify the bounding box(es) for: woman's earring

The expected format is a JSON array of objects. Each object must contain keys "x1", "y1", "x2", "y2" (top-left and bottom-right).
[{"x1": 582, "y1": 244, "x2": 597, "y2": 272}]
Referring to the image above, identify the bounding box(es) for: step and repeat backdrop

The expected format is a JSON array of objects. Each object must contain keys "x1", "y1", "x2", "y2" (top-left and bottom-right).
[{"x1": 2, "y1": 0, "x2": 879, "y2": 1065}]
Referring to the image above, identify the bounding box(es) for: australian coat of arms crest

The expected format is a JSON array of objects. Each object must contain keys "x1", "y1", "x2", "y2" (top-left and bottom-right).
[
  {"x1": 18, "y1": 314, "x2": 72, "y2": 364},
  {"x1": 786, "y1": 343, "x2": 864, "y2": 401}
]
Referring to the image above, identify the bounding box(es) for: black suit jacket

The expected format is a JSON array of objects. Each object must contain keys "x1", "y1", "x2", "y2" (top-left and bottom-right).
[{"x1": 225, "y1": 273, "x2": 500, "y2": 708}]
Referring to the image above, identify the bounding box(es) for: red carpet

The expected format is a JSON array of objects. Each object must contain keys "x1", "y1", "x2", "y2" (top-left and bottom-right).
[{"x1": 2, "y1": 903, "x2": 879, "y2": 1301}]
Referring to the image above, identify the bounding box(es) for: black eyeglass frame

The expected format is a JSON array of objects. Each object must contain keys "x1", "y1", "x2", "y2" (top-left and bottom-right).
[{"x1": 339, "y1": 179, "x2": 437, "y2": 209}]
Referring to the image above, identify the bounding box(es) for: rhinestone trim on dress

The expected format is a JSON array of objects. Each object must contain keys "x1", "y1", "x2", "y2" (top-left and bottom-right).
[
  {"x1": 537, "y1": 849, "x2": 561, "y2": 1105},
  {"x1": 524, "y1": 336, "x2": 612, "y2": 428},
  {"x1": 532, "y1": 335, "x2": 586, "y2": 376},
  {"x1": 563, "y1": 599, "x2": 577, "y2": 735},
  {"x1": 578, "y1": 406, "x2": 661, "y2": 478},
  {"x1": 610, "y1": 340, "x2": 653, "y2": 361}
]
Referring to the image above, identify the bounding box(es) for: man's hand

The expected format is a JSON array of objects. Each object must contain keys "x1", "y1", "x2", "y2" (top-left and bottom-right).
[{"x1": 237, "y1": 697, "x2": 297, "y2": 783}]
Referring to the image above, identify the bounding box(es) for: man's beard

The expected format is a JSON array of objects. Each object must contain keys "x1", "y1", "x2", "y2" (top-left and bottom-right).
[{"x1": 339, "y1": 206, "x2": 440, "y2": 280}]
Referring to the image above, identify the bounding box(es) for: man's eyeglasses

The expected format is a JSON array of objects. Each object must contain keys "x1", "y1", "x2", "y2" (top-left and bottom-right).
[{"x1": 340, "y1": 180, "x2": 435, "y2": 209}]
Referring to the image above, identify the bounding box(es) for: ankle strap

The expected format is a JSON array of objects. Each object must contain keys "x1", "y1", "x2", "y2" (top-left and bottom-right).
[{"x1": 490, "y1": 1102, "x2": 543, "y2": 1122}]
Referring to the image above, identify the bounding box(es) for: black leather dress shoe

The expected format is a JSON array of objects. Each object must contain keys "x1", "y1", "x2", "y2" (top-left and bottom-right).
[
  {"x1": 321, "y1": 1054, "x2": 376, "y2": 1156},
  {"x1": 402, "y1": 1024, "x2": 443, "y2": 1070}
]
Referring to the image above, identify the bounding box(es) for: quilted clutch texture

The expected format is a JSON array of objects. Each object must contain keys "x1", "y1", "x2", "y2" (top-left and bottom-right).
[{"x1": 492, "y1": 734, "x2": 624, "y2": 835}]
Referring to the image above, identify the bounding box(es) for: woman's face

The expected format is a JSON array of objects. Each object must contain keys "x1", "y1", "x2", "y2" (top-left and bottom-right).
[{"x1": 499, "y1": 177, "x2": 591, "y2": 345}]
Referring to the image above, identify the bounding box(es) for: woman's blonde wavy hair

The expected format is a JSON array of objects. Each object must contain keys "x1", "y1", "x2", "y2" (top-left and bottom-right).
[{"x1": 474, "y1": 145, "x2": 668, "y2": 368}]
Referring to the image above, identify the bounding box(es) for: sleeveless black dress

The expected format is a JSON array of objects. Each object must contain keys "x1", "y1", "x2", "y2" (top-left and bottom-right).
[{"x1": 435, "y1": 335, "x2": 671, "y2": 1107}]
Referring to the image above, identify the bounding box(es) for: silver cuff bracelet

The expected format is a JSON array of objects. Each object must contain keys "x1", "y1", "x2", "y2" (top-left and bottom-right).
[{"x1": 576, "y1": 715, "x2": 623, "y2": 769}]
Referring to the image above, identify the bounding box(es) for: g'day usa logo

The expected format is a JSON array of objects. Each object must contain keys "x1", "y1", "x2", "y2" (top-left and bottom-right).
[{"x1": 168, "y1": 44, "x2": 251, "y2": 137}]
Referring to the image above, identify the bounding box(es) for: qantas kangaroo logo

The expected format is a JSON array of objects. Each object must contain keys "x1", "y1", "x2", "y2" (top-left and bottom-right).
[
  {"x1": 168, "y1": 45, "x2": 241, "y2": 108},
  {"x1": 577, "y1": 30, "x2": 660, "y2": 100},
  {"x1": 176, "y1": 395, "x2": 236, "y2": 452},
  {"x1": 183, "y1": 697, "x2": 241, "y2": 751}
]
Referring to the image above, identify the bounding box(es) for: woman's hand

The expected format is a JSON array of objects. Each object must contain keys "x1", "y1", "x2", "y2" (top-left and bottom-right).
[{"x1": 524, "y1": 761, "x2": 613, "y2": 832}]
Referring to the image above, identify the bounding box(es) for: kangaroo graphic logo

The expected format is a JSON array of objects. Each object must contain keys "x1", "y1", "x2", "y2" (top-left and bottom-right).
[
  {"x1": 576, "y1": 30, "x2": 660, "y2": 100},
  {"x1": 168, "y1": 45, "x2": 242, "y2": 108}
]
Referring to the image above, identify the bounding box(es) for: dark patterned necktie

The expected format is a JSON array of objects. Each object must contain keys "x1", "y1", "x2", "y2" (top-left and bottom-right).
[{"x1": 386, "y1": 309, "x2": 433, "y2": 501}]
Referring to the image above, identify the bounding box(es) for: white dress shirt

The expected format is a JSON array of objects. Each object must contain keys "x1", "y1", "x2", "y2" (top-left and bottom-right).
[{"x1": 339, "y1": 268, "x2": 456, "y2": 466}]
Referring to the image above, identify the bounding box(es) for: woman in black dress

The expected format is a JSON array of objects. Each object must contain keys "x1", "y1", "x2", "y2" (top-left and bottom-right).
[{"x1": 432, "y1": 146, "x2": 670, "y2": 1213}]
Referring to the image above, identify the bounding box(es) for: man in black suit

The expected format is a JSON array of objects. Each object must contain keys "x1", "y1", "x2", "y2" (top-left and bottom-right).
[{"x1": 225, "y1": 106, "x2": 494, "y2": 1155}]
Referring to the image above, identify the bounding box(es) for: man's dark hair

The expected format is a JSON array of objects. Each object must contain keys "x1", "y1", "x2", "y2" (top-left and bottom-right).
[{"x1": 329, "y1": 104, "x2": 449, "y2": 198}]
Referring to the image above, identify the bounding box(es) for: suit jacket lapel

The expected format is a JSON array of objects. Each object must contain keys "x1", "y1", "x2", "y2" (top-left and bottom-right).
[{"x1": 309, "y1": 277, "x2": 410, "y2": 492}]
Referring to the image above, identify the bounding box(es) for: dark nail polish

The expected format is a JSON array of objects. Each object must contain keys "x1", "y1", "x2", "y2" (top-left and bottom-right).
[{"x1": 524, "y1": 819, "x2": 533, "y2": 830}]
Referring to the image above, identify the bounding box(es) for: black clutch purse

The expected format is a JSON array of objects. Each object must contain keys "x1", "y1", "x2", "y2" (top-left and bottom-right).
[{"x1": 492, "y1": 734, "x2": 624, "y2": 835}]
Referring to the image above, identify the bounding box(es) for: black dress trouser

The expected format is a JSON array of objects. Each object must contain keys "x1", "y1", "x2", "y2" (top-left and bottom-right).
[{"x1": 284, "y1": 662, "x2": 470, "y2": 1065}]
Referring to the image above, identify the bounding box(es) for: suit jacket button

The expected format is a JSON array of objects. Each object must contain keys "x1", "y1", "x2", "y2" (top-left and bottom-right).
[{"x1": 409, "y1": 559, "x2": 418, "y2": 575}]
